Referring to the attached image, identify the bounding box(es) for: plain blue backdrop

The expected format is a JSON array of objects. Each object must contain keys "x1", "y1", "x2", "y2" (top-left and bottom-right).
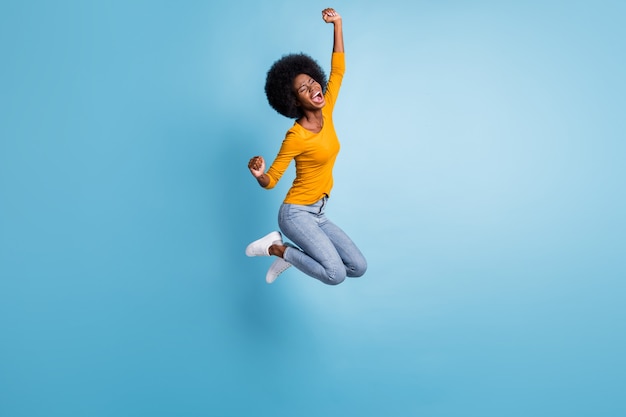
[{"x1": 1, "y1": 1, "x2": 625, "y2": 416}]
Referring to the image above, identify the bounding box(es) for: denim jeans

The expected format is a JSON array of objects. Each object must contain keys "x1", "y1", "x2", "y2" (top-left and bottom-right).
[{"x1": 278, "y1": 196, "x2": 367, "y2": 285}]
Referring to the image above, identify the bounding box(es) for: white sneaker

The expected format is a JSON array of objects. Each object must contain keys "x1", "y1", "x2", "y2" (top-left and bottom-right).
[
  {"x1": 245, "y1": 231, "x2": 282, "y2": 257},
  {"x1": 266, "y1": 257, "x2": 292, "y2": 284}
]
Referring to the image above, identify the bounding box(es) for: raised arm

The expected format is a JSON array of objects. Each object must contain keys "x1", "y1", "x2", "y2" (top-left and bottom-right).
[{"x1": 322, "y1": 8, "x2": 343, "y2": 53}]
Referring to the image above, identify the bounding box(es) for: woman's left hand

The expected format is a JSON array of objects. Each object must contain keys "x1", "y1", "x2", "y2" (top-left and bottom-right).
[{"x1": 322, "y1": 8, "x2": 341, "y2": 23}]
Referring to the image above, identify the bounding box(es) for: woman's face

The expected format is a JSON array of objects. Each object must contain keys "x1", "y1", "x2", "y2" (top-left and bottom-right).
[{"x1": 293, "y1": 73, "x2": 325, "y2": 110}]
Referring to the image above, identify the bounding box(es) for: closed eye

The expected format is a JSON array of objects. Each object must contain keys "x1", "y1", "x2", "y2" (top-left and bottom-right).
[{"x1": 298, "y1": 78, "x2": 316, "y2": 94}]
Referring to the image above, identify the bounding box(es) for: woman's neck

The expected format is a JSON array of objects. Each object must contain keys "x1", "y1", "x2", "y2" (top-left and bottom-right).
[{"x1": 297, "y1": 110, "x2": 324, "y2": 133}]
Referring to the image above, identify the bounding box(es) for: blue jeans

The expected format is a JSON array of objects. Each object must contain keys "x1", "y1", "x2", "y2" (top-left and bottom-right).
[{"x1": 278, "y1": 196, "x2": 367, "y2": 285}]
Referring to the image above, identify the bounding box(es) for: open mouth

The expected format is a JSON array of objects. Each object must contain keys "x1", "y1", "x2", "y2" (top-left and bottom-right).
[{"x1": 312, "y1": 91, "x2": 323, "y2": 103}]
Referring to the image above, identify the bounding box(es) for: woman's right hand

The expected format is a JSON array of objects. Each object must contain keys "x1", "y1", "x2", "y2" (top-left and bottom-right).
[{"x1": 248, "y1": 155, "x2": 266, "y2": 178}]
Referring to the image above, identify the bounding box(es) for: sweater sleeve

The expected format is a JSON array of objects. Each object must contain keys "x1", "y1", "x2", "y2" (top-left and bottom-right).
[
  {"x1": 324, "y1": 52, "x2": 345, "y2": 111},
  {"x1": 264, "y1": 132, "x2": 300, "y2": 189}
]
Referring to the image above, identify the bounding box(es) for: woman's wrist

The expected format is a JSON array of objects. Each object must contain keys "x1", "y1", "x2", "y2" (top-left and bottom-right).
[{"x1": 256, "y1": 173, "x2": 269, "y2": 187}]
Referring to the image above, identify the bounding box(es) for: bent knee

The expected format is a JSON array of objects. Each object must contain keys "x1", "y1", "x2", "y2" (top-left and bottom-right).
[
  {"x1": 324, "y1": 267, "x2": 346, "y2": 285},
  {"x1": 326, "y1": 276, "x2": 346, "y2": 285},
  {"x1": 347, "y1": 259, "x2": 367, "y2": 278}
]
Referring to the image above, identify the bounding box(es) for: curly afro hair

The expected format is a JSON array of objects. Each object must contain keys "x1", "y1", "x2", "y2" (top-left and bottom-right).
[{"x1": 265, "y1": 53, "x2": 328, "y2": 119}]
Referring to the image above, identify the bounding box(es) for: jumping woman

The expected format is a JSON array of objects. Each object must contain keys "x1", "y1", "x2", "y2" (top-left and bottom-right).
[{"x1": 246, "y1": 8, "x2": 367, "y2": 285}]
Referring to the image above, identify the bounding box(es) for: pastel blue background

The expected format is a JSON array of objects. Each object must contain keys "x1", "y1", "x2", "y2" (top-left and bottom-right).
[{"x1": 1, "y1": 1, "x2": 624, "y2": 416}]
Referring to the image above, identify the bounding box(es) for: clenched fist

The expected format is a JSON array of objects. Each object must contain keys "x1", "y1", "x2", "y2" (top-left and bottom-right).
[
  {"x1": 248, "y1": 155, "x2": 265, "y2": 178},
  {"x1": 322, "y1": 8, "x2": 341, "y2": 24}
]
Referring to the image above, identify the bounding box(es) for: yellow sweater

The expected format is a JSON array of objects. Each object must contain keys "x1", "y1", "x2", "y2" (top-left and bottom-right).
[{"x1": 264, "y1": 52, "x2": 345, "y2": 205}]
